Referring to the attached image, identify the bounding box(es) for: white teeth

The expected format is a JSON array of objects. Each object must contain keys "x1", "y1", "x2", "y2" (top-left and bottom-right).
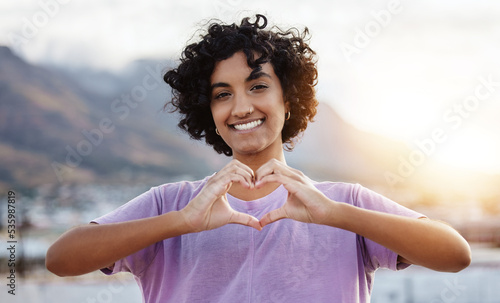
[{"x1": 233, "y1": 119, "x2": 263, "y2": 131}]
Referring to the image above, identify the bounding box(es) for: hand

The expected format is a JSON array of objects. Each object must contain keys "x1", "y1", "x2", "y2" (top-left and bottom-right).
[
  {"x1": 255, "y1": 159, "x2": 336, "y2": 227},
  {"x1": 180, "y1": 159, "x2": 262, "y2": 232}
]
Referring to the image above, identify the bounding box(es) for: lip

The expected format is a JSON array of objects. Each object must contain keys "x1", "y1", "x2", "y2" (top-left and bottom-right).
[{"x1": 228, "y1": 118, "x2": 265, "y2": 132}]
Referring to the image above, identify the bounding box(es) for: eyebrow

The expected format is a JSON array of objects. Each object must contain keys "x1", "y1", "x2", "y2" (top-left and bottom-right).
[
  {"x1": 246, "y1": 70, "x2": 272, "y2": 82},
  {"x1": 210, "y1": 70, "x2": 272, "y2": 91}
]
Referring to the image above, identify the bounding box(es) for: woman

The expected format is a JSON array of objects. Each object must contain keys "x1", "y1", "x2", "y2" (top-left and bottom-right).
[{"x1": 46, "y1": 14, "x2": 471, "y2": 302}]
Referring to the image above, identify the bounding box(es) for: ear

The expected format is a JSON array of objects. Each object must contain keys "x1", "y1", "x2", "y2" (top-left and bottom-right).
[{"x1": 284, "y1": 101, "x2": 291, "y2": 113}]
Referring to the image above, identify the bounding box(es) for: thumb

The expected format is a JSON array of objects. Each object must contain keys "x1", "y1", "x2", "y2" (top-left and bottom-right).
[
  {"x1": 259, "y1": 207, "x2": 288, "y2": 228},
  {"x1": 229, "y1": 211, "x2": 262, "y2": 231}
]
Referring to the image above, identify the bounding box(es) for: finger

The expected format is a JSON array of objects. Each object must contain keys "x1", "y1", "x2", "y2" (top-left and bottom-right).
[
  {"x1": 254, "y1": 159, "x2": 282, "y2": 179},
  {"x1": 255, "y1": 159, "x2": 298, "y2": 183},
  {"x1": 229, "y1": 211, "x2": 262, "y2": 231},
  {"x1": 216, "y1": 173, "x2": 253, "y2": 192},
  {"x1": 255, "y1": 173, "x2": 295, "y2": 191},
  {"x1": 216, "y1": 160, "x2": 256, "y2": 186},
  {"x1": 202, "y1": 174, "x2": 252, "y2": 203},
  {"x1": 259, "y1": 207, "x2": 288, "y2": 227},
  {"x1": 226, "y1": 159, "x2": 255, "y2": 178},
  {"x1": 220, "y1": 160, "x2": 255, "y2": 187}
]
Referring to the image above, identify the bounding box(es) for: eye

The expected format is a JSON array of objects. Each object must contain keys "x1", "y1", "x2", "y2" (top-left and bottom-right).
[
  {"x1": 213, "y1": 91, "x2": 231, "y2": 100},
  {"x1": 251, "y1": 84, "x2": 268, "y2": 91}
]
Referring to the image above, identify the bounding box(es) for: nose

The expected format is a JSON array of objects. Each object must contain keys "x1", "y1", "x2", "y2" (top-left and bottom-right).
[{"x1": 231, "y1": 93, "x2": 254, "y2": 118}]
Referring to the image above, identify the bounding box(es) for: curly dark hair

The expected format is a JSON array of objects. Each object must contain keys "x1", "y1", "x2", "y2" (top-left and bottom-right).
[{"x1": 163, "y1": 14, "x2": 318, "y2": 156}]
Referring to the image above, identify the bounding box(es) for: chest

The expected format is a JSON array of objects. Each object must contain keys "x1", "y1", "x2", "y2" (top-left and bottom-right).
[
  {"x1": 169, "y1": 220, "x2": 359, "y2": 279},
  {"x1": 157, "y1": 220, "x2": 369, "y2": 302}
]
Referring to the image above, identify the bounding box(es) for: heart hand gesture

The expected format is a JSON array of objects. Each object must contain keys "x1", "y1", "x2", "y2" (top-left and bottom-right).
[
  {"x1": 180, "y1": 159, "x2": 335, "y2": 233},
  {"x1": 180, "y1": 160, "x2": 262, "y2": 232}
]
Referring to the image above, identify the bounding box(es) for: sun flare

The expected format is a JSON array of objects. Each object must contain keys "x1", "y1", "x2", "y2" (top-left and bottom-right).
[{"x1": 431, "y1": 125, "x2": 500, "y2": 174}]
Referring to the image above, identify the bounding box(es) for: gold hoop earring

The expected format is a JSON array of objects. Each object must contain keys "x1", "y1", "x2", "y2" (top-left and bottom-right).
[
  {"x1": 285, "y1": 111, "x2": 291, "y2": 121},
  {"x1": 215, "y1": 128, "x2": 220, "y2": 136}
]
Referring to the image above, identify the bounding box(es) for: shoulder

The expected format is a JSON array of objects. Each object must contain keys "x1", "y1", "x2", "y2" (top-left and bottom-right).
[
  {"x1": 313, "y1": 179, "x2": 422, "y2": 217},
  {"x1": 145, "y1": 175, "x2": 212, "y2": 212},
  {"x1": 153, "y1": 175, "x2": 211, "y2": 199},
  {"x1": 155, "y1": 176, "x2": 210, "y2": 193},
  {"x1": 92, "y1": 176, "x2": 213, "y2": 225},
  {"x1": 312, "y1": 180, "x2": 362, "y2": 204},
  {"x1": 312, "y1": 180, "x2": 391, "y2": 208}
]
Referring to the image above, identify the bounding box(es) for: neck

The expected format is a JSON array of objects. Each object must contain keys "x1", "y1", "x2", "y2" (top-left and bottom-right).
[{"x1": 233, "y1": 151, "x2": 286, "y2": 172}]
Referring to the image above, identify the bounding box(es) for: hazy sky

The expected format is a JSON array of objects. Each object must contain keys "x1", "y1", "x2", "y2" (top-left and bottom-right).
[{"x1": 2, "y1": 0, "x2": 500, "y2": 173}]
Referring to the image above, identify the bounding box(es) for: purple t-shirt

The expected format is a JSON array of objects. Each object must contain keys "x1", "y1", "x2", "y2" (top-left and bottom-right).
[{"x1": 93, "y1": 177, "x2": 423, "y2": 303}]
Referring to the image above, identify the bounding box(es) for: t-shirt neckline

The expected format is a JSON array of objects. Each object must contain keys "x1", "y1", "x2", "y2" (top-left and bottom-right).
[{"x1": 227, "y1": 184, "x2": 287, "y2": 212}]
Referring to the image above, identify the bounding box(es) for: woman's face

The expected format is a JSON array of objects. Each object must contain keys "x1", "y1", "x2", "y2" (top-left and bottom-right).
[{"x1": 210, "y1": 51, "x2": 288, "y2": 159}]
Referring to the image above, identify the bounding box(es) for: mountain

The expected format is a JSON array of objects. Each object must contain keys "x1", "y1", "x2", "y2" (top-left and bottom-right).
[
  {"x1": 0, "y1": 46, "x2": 226, "y2": 192},
  {"x1": 0, "y1": 45, "x2": 409, "y2": 193}
]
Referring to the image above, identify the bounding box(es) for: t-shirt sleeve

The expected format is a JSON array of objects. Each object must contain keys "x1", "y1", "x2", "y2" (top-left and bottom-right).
[
  {"x1": 351, "y1": 184, "x2": 425, "y2": 272},
  {"x1": 91, "y1": 187, "x2": 164, "y2": 276}
]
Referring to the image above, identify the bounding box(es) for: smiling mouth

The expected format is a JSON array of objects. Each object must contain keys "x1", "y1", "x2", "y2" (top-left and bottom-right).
[{"x1": 230, "y1": 119, "x2": 265, "y2": 131}]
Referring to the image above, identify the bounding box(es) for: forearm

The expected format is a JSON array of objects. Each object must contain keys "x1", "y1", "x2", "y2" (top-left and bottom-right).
[
  {"x1": 46, "y1": 210, "x2": 190, "y2": 276},
  {"x1": 329, "y1": 202, "x2": 471, "y2": 272}
]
